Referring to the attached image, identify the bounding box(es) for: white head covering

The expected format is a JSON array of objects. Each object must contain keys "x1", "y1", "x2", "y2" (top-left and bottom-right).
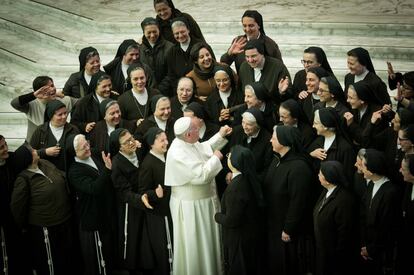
[{"x1": 174, "y1": 117, "x2": 192, "y2": 136}]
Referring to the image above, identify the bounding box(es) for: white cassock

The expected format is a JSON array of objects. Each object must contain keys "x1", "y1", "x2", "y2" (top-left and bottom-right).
[{"x1": 165, "y1": 133, "x2": 227, "y2": 275}]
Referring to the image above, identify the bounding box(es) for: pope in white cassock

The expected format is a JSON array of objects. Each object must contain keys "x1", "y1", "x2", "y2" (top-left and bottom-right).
[{"x1": 165, "y1": 116, "x2": 232, "y2": 275}]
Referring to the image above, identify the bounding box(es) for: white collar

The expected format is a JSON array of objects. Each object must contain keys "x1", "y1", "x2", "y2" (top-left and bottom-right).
[
  {"x1": 154, "y1": 116, "x2": 167, "y2": 131},
  {"x1": 150, "y1": 149, "x2": 166, "y2": 163},
  {"x1": 325, "y1": 185, "x2": 337, "y2": 198},
  {"x1": 231, "y1": 171, "x2": 242, "y2": 180},
  {"x1": 95, "y1": 93, "x2": 107, "y2": 103},
  {"x1": 323, "y1": 134, "x2": 336, "y2": 151}
]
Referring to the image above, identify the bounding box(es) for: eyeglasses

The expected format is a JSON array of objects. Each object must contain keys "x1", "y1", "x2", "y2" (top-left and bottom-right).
[
  {"x1": 121, "y1": 137, "x2": 135, "y2": 146},
  {"x1": 318, "y1": 88, "x2": 330, "y2": 94},
  {"x1": 301, "y1": 60, "x2": 314, "y2": 65}
]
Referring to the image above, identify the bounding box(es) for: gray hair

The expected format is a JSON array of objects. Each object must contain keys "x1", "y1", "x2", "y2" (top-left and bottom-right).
[{"x1": 171, "y1": 20, "x2": 188, "y2": 30}]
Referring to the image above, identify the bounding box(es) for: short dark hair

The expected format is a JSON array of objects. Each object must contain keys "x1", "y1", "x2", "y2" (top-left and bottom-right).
[{"x1": 32, "y1": 76, "x2": 53, "y2": 91}]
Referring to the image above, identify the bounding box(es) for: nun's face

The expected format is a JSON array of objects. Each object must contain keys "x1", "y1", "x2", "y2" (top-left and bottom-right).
[
  {"x1": 245, "y1": 48, "x2": 264, "y2": 69},
  {"x1": 214, "y1": 71, "x2": 231, "y2": 92},
  {"x1": 302, "y1": 53, "x2": 320, "y2": 72},
  {"x1": 347, "y1": 88, "x2": 363, "y2": 110},
  {"x1": 361, "y1": 160, "x2": 374, "y2": 180},
  {"x1": 84, "y1": 55, "x2": 101, "y2": 75},
  {"x1": 130, "y1": 69, "x2": 147, "y2": 92},
  {"x1": 76, "y1": 137, "x2": 91, "y2": 159},
  {"x1": 197, "y1": 48, "x2": 213, "y2": 71},
  {"x1": 347, "y1": 56, "x2": 365, "y2": 75},
  {"x1": 105, "y1": 104, "x2": 121, "y2": 127},
  {"x1": 144, "y1": 24, "x2": 160, "y2": 44},
  {"x1": 242, "y1": 117, "x2": 259, "y2": 137},
  {"x1": 244, "y1": 89, "x2": 261, "y2": 108},
  {"x1": 270, "y1": 131, "x2": 284, "y2": 153},
  {"x1": 279, "y1": 106, "x2": 296, "y2": 126},
  {"x1": 173, "y1": 25, "x2": 190, "y2": 44},
  {"x1": 398, "y1": 129, "x2": 413, "y2": 153},
  {"x1": 119, "y1": 132, "x2": 137, "y2": 155},
  {"x1": 305, "y1": 72, "x2": 320, "y2": 94},
  {"x1": 400, "y1": 159, "x2": 414, "y2": 183},
  {"x1": 154, "y1": 99, "x2": 171, "y2": 121},
  {"x1": 313, "y1": 115, "x2": 327, "y2": 136},
  {"x1": 242, "y1": 16, "x2": 260, "y2": 39},
  {"x1": 392, "y1": 113, "x2": 401, "y2": 132},
  {"x1": 318, "y1": 171, "x2": 329, "y2": 188},
  {"x1": 177, "y1": 78, "x2": 193, "y2": 104},
  {"x1": 152, "y1": 132, "x2": 168, "y2": 154},
  {"x1": 317, "y1": 81, "x2": 333, "y2": 103},
  {"x1": 51, "y1": 107, "x2": 68, "y2": 128},
  {"x1": 96, "y1": 79, "x2": 112, "y2": 98},
  {"x1": 123, "y1": 48, "x2": 139, "y2": 65},
  {"x1": 0, "y1": 138, "x2": 9, "y2": 160},
  {"x1": 155, "y1": 2, "x2": 172, "y2": 21},
  {"x1": 355, "y1": 156, "x2": 364, "y2": 174}
]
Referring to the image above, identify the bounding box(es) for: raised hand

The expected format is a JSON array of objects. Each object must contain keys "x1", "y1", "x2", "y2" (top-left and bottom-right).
[
  {"x1": 298, "y1": 90, "x2": 309, "y2": 100},
  {"x1": 85, "y1": 122, "x2": 96, "y2": 133},
  {"x1": 101, "y1": 151, "x2": 112, "y2": 170},
  {"x1": 228, "y1": 36, "x2": 247, "y2": 56},
  {"x1": 343, "y1": 112, "x2": 354, "y2": 126},
  {"x1": 278, "y1": 76, "x2": 290, "y2": 94},
  {"x1": 386, "y1": 61, "x2": 396, "y2": 80},
  {"x1": 219, "y1": 108, "x2": 230, "y2": 122},
  {"x1": 219, "y1": 125, "x2": 232, "y2": 137}
]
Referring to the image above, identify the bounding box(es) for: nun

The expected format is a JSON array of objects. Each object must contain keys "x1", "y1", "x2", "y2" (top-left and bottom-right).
[
  {"x1": 10, "y1": 143, "x2": 76, "y2": 275},
  {"x1": 70, "y1": 71, "x2": 114, "y2": 135},
  {"x1": 344, "y1": 81, "x2": 388, "y2": 148},
  {"x1": 308, "y1": 107, "x2": 356, "y2": 183},
  {"x1": 186, "y1": 42, "x2": 219, "y2": 100},
  {"x1": 103, "y1": 39, "x2": 156, "y2": 96},
  {"x1": 233, "y1": 82, "x2": 277, "y2": 133},
  {"x1": 313, "y1": 161, "x2": 359, "y2": 275},
  {"x1": 30, "y1": 100, "x2": 79, "y2": 171},
  {"x1": 396, "y1": 154, "x2": 414, "y2": 275},
  {"x1": 359, "y1": 149, "x2": 400, "y2": 275},
  {"x1": 170, "y1": 76, "x2": 197, "y2": 120},
  {"x1": 117, "y1": 64, "x2": 160, "y2": 124},
  {"x1": 214, "y1": 145, "x2": 264, "y2": 275},
  {"x1": 89, "y1": 99, "x2": 136, "y2": 154},
  {"x1": 66, "y1": 134, "x2": 116, "y2": 275},
  {"x1": 158, "y1": 17, "x2": 205, "y2": 97},
  {"x1": 230, "y1": 107, "x2": 273, "y2": 180},
  {"x1": 63, "y1": 47, "x2": 102, "y2": 98},
  {"x1": 368, "y1": 108, "x2": 414, "y2": 196},
  {"x1": 206, "y1": 64, "x2": 244, "y2": 126},
  {"x1": 183, "y1": 102, "x2": 220, "y2": 142},
  {"x1": 279, "y1": 99, "x2": 316, "y2": 149},
  {"x1": 220, "y1": 10, "x2": 282, "y2": 73},
  {"x1": 263, "y1": 125, "x2": 316, "y2": 275},
  {"x1": 109, "y1": 128, "x2": 151, "y2": 273},
  {"x1": 138, "y1": 127, "x2": 173, "y2": 275},
  {"x1": 298, "y1": 67, "x2": 330, "y2": 124},
  {"x1": 139, "y1": 17, "x2": 174, "y2": 91},
  {"x1": 314, "y1": 76, "x2": 349, "y2": 117},
  {"x1": 293, "y1": 46, "x2": 334, "y2": 97},
  {"x1": 345, "y1": 47, "x2": 390, "y2": 105},
  {"x1": 135, "y1": 95, "x2": 175, "y2": 146},
  {"x1": 153, "y1": 0, "x2": 205, "y2": 44},
  {"x1": 0, "y1": 136, "x2": 32, "y2": 275}
]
